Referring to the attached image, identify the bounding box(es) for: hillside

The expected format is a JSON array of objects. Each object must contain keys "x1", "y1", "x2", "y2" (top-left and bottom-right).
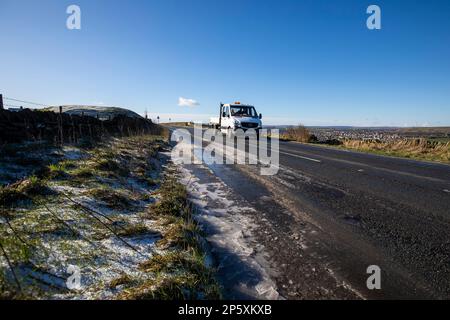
[{"x1": 45, "y1": 105, "x2": 143, "y2": 119}]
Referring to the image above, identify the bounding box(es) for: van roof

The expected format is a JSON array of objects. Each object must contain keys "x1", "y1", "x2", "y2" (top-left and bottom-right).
[{"x1": 223, "y1": 103, "x2": 254, "y2": 108}]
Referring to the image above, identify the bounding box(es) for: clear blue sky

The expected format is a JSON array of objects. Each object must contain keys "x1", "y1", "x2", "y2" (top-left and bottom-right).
[{"x1": 1, "y1": 0, "x2": 449, "y2": 126}]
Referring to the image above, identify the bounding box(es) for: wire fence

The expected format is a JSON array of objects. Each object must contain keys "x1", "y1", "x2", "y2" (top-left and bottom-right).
[
  {"x1": 0, "y1": 94, "x2": 50, "y2": 110},
  {"x1": 3, "y1": 96, "x2": 49, "y2": 108}
]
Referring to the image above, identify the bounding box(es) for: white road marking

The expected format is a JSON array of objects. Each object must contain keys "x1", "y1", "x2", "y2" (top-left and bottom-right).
[
  {"x1": 279, "y1": 151, "x2": 322, "y2": 163},
  {"x1": 444, "y1": 189, "x2": 450, "y2": 193},
  {"x1": 358, "y1": 169, "x2": 364, "y2": 172}
]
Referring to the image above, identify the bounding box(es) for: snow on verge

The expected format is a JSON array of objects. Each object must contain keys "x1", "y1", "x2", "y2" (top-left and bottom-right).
[{"x1": 178, "y1": 163, "x2": 280, "y2": 300}]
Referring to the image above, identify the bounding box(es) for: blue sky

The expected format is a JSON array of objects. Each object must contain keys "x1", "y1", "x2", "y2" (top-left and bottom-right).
[{"x1": 0, "y1": 0, "x2": 449, "y2": 126}]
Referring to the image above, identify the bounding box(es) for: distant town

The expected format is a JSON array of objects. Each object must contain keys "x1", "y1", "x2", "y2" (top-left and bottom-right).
[{"x1": 274, "y1": 126, "x2": 450, "y2": 143}]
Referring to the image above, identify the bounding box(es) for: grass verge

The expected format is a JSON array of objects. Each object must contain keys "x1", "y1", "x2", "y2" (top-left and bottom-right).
[
  {"x1": 117, "y1": 176, "x2": 220, "y2": 300},
  {"x1": 0, "y1": 134, "x2": 220, "y2": 300},
  {"x1": 337, "y1": 138, "x2": 450, "y2": 163}
]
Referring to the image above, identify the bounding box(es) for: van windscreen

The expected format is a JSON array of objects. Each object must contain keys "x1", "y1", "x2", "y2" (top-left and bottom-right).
[{"x1": 230, "y1": 107, "x2": 257, "y2": 117}]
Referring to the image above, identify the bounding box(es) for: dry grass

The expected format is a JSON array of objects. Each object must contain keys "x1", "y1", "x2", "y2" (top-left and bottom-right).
[
  {"x1": 117, "y1": 273, "x2": 220, "y2": 300},
  {"x1": 48, "y1": 161, "x2": 77, "y2": 179},
  {"x1": 109, "y1": 273, "x2": 134, "y2": 289},
  {"x1": 115, "y1": 176, "x2": 222, "y2": 300},
  {"x1": 342, "y1": 138, "x2": 450, "y2": 163},
  {"x1": 149, "y1": 178, "x2": 188, "y2": 217},
  {"x1": 0, "y1": 176, "x2": 49, "y2": 208},
  {"x1": 116, "y1": 223, "x2": 153, "y2": 237},
  {"x1": 85, "y1": 187, "x2": 132, "y2": 210},
  {"x1": 280, "y1": 125, "x2": 316, "y2": 143},
  {"x1": 120, "y1": 250, "x2": 220, "y2": 300},
  {"x1": 156, "y1": 218, "x2": 201, "y2": 250}
]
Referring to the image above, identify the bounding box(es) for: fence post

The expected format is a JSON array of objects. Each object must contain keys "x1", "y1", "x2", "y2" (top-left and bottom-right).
[
  {"x1": 0, "y1": 94, "x2": 4, "y2": 110},
  {"x1": 59, "y1": 106, "x2": 64, "y2": 146},
  {"x1": 71, "y1": 114, "x2": 76, "y2": 144}
]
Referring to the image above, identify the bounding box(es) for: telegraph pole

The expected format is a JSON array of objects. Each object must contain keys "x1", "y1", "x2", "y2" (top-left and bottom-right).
[{"x1": 0, "y1": 94, "x2": 4, "y2": 110}]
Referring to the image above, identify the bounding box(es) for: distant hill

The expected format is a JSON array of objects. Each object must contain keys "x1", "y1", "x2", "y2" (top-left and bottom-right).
[{"x1": 45, "y1": 105, "x2": 143, "y2": 120}]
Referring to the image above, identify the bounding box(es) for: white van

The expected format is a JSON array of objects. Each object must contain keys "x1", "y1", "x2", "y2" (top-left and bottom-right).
[{"x1": 210, "y1": 102, "x2": 262, "y2": 136}]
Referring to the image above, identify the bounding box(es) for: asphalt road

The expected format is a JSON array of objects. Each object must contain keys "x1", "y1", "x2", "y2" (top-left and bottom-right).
[
  {"x1": 172, "y1": 127, "x2": 450, "y2": 299},
  {"x1": 267, "y1": 140, "x2": 450, "y2": 298}
]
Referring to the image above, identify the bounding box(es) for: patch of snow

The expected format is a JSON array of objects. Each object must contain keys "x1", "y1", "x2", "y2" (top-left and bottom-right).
[
  {"x1": 62, "y1": 147, "x2": 87, "y2": 160},
  {"x1": 178, "y1": 160, "x2": 280, "y2": 300}
]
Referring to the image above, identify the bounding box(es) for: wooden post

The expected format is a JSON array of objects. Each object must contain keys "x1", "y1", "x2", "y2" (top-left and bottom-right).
[
  {"x1": 71, "y1": 114, "x2": 76, "y2": 144},
  {"x1": 59, "y1": 106, "x2": 64, "y2": 146},
  {"x1": 0, "y1": 94, "x2": 4, "y2": 110}
]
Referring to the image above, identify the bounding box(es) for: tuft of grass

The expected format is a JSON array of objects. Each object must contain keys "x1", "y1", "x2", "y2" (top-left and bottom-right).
[
  {"x1": 280, "y1": 124, "x2": 316, "y2": 143},
  {"x1": 85, "y1": 187, "x2": 132, "y2": 210},
  {"x1": 116, "y1": 223, "x2": 155, "y2": 237},
  {"x1": 0, "y1": 176, "x2": 48, "y2": 207},
  {"x1": 146, "y1": 178, "x2": 160, "y2": 187},
  {"x1": 71, "y1": 166, "x2": 95, "y2": 179},
  {"x1": 48, "y1": 161, "x2": 75, "y2": 179},
  {"x1": 89, "y1": 149, "x2": 129, "y2": 176},
  {"x1": 139, "y1": 251, "x2": 206, "y2": 275},
  {"x1": 0, "y1": 236, "x2": 32, "y2": 264},
  {"x1": 157, "y1": 217, "x2": 202, "y2": 251},
  {"x1": 92, "y1": 158, "x2": 129, "y2": 177},
  {"x1": 149, "y1": 178, "x2": 187, "y2": 217},
  {"x1": 0, "y1": 186, "x2": 27, "y2": 207},
  {"x1": 18, "y1": 176, "x2": 48, "y2": 195},
  {"x1": 109, "y1": 273, "x2": 134, "y2": 289},
  {"x1": 117, "y1": 272, "x2": 220, "y2": 300}
]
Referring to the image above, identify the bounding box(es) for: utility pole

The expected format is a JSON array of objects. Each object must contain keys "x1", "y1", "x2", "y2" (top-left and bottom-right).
[{"x1": 0, "y1": 94, "x2": 4, "y2": 110}]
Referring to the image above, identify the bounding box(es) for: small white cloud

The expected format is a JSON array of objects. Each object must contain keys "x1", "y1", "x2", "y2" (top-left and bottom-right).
[{"x1": 178, "y1": 97, "x2": 200, "y2": 107}]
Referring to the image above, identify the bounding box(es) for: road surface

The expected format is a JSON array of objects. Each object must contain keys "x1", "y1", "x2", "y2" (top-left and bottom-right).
[{"x1": 171, "y1": 127, "x2": 450, "y2": 299}]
